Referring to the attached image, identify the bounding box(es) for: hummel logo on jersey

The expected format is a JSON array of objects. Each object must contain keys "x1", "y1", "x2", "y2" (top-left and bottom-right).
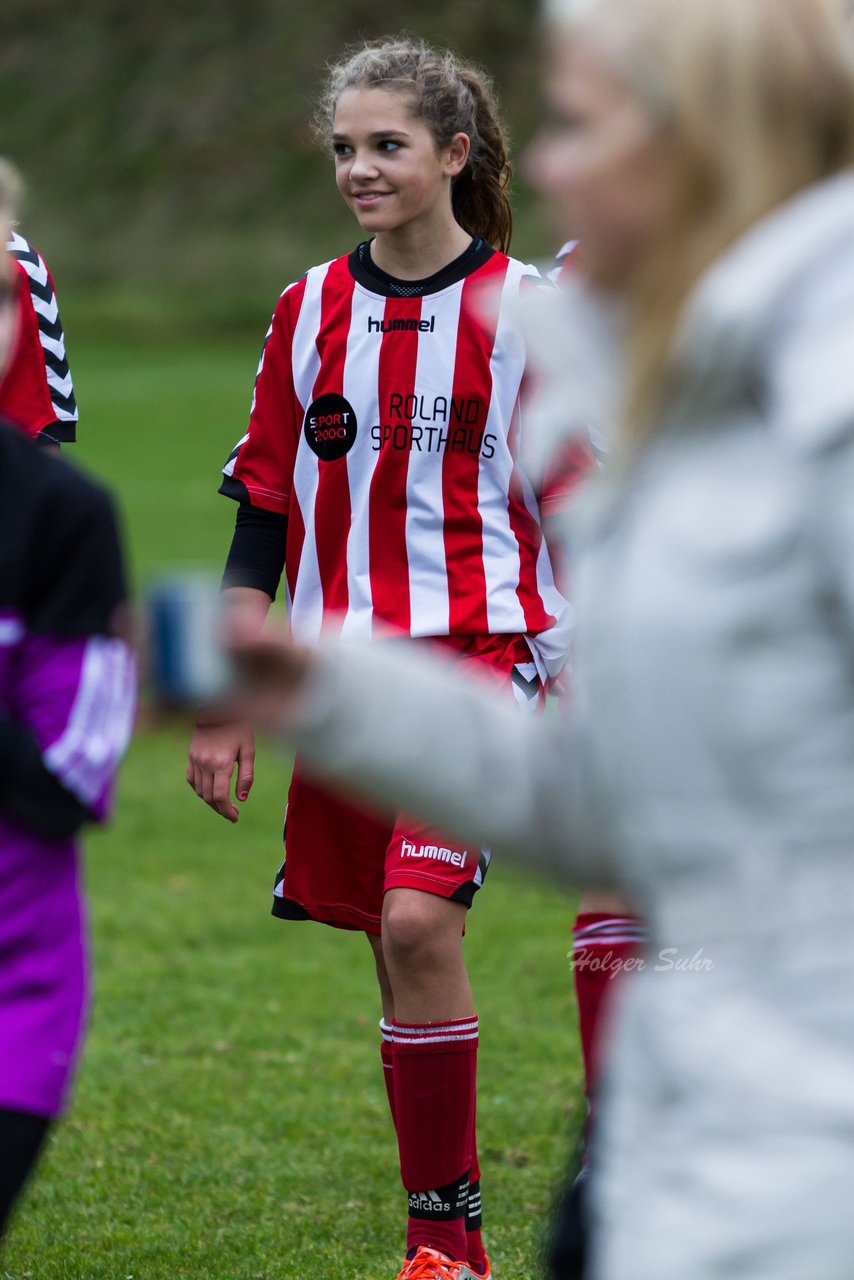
[
  {"x1": 400, "y1": 840, "x2": 467, "y2": 867},
  {"x1": 368, "y1": 315, "x2": 435, "y2": 334}
]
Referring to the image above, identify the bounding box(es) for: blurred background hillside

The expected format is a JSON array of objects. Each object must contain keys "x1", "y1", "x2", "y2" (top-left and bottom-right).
[{"x1": 1, "y1": 0, "x2": 547, "y2": 336}]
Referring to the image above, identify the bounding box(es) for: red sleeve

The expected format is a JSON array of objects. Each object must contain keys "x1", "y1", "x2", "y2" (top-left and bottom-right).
[
  {"x1": 0, "y1": 238, "x2": 78, "y2": 441},
  {"x1": 219, "y1": 277, "x2": 308, "y2": 515}
]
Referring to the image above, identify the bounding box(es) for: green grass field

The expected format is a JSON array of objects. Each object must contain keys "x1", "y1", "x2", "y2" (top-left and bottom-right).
[{"x1": 2, "y1": 331, "x2": 584, "y2": 1280}]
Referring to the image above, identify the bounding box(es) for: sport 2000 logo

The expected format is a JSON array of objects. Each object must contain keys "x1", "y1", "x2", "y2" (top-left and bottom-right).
[{"x1": 303, "y1": 393, "x2": 358, "y2": 460}]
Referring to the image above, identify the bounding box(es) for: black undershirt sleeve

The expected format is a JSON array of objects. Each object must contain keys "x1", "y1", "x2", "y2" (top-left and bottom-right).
[
  {"x1": 0, "y1": 717, "x2": 92, "y2": 840},
  {"x1": 221, "y1": 505, "x2": 287, "y2": 601}
]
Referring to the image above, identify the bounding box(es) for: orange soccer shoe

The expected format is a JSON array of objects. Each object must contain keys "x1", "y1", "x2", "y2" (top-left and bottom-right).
[{"x1": 396, "y1": 1245, "x2": 493, "y2": 1280}]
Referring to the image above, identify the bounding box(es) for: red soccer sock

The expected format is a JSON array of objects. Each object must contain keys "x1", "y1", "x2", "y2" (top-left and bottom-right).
[
  {"x1": 380, "y1": 1019, "x2": 396, "y2": 1126},
  {"x1": 392, "y1": 1015, "x2": 478, "y2": 1262},
  {"x1": 572, "y1": 913, "x2": 648, "y2": 1129},
  {"x1": 385, "y1": 1018, "x2": 486, "y2": 1267}
]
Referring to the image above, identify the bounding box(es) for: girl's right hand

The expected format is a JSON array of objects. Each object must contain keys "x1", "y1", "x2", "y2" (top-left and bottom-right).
[{"x1": 186, "y1": 722, "x2": 255, "y2": 823}]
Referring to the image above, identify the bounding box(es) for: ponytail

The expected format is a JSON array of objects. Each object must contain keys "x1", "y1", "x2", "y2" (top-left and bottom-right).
[
  {"x1": 317, "y1": 39, "x2": 514, "y2": 253},
  {"x1": 450, "y1": 68, "x2": 513, "y2": 253}
]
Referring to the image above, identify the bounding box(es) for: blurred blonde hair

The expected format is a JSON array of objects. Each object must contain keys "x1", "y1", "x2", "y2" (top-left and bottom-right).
[
  {"x1": 0, "y1": 157, "x2": 22, "y2": 230},
  {"x1": 552, "y1": 0, "x2": 854, "y2": 440}
]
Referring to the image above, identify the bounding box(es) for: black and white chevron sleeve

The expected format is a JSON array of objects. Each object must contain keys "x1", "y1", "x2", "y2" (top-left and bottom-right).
[{"x1": 7, "y1": 231, "x2": 78, "y2": 426}]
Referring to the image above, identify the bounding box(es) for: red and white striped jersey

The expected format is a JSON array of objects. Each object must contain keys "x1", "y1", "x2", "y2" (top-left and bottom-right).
[
  {"x1": 221, "y1": 238, "x2": 569, "y2": 673},
  {"x1": 1, "y1": 233, "x2": 78, "y2": 443}
]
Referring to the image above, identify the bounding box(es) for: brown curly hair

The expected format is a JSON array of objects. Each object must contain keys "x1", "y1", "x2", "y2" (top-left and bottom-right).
[{"x1": 317, "y1": 37, "x2": 513, "y2": 253}]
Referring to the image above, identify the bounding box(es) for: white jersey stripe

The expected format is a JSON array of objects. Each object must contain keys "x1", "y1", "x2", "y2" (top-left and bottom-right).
[
  {"x1": 288, "y1": 264, "x2": 329, "y2": 641},
  {"x1": 404, "y1": 287, "x2": 463, "y2": 635},
  {"x1": 291, "y1": 264, "x2": 329, "y2": 408},
  {"x1": 340, "y1": 287, "x2": 382, "y2": 638},
  {"x1": 479, "y1": 260, "x2": 530, "y2": 637}
]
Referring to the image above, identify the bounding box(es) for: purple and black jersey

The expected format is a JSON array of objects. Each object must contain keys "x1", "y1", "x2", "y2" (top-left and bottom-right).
[{"x1": 0, "y1": 422, "x2": 136, "y2": 1117}]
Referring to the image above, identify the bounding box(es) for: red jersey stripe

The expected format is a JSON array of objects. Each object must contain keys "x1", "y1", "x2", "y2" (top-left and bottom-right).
[
  {"x1": 285, "y1": 492, "x2": 307, "y2": 609},
  {"x1": 369, "y1": 296, "x2": 421, "y2": 633}
]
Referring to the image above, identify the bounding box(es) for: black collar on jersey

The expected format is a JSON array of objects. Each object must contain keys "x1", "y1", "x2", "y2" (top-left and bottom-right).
[{"x1": 349, "y1": 237, "x2": 495, "y2": 298}]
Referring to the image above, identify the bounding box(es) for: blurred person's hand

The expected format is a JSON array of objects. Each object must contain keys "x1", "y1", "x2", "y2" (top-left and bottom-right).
[
  {"x1": 186, "y1": 608, "x2": 315, "y2": 820},
  {"x1": 225, "y1": 609, "x2": 314, "y2": 733},
  {"x1": 184, "y1": 586, "x2": 274, "y2": 822}
]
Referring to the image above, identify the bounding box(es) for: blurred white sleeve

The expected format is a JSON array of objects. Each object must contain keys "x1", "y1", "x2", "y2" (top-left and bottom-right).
[
  {"x1": 766, "y1": 256, "x2": 854, "y2": 637},
  {"x1": 810, "y1": 431, "x2": 854, "y2": 640},
  {"x1": 286, "y1": 637, "x2": 619, "y2": 888}
]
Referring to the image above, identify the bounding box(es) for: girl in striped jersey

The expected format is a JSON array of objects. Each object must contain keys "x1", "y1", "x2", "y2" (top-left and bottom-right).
[{"x1": 188, "y1": 39, "x2": 569, "y2": 1280}]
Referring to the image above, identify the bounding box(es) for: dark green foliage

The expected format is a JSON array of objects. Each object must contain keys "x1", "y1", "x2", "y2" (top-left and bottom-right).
[{"x1": 0, "y1": 1, "x2": 547, "y2": 303}]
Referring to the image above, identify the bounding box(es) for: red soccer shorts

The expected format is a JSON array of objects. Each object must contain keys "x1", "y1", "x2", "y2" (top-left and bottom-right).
[{"x1": 271, "y1": 633, "x2": 544, "y2": 935}]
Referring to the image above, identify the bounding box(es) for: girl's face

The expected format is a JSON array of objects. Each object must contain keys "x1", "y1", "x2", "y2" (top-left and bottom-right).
[
  {"x1": 525, "y1": 32, "x2": 674, "y2": 288},
  {"x1": 332, "y1": 87, "x2": 469, "y2": 237}
]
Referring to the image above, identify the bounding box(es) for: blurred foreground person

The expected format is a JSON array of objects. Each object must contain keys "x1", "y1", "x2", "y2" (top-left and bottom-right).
[
  {"x1": 545, "y1": 236, "x2": 647, "y2": 1280},
  {"x1": 0, "y1": 170, "x2": 136, "y2": 1240},
  {"x1": 225, "y1": 0, "x2": 854, "y2": 1275}
]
